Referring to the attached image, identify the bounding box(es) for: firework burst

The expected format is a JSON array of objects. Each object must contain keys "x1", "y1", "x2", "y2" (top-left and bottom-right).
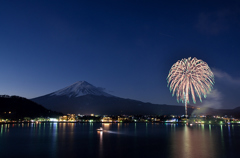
[{"x1": 167, "y1": 57, "x2": 214, "y2": 116}]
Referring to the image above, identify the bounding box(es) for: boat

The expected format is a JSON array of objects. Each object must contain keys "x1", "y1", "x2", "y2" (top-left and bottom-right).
[{"x1": 97, "y1": 127, "x2": 103, "y2": 131}]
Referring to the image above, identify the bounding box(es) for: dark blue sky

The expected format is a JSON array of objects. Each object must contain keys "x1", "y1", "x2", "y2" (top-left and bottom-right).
[{"x1": 1, "y1": 0, "x2": 240, "y2": 109}]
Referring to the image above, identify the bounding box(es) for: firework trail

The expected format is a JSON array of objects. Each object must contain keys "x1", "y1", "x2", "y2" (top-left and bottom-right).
[{"x1": 167, "y1": 57, "x2": 214, "y2": 116}]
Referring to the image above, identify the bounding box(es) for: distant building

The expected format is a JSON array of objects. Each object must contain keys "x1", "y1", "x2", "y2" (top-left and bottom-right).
[
  {"x1": 151, "y1": 117, "x2": 160, "y2": 122},
  {"x1": 67, "y1": 114, "x2": 76, "y2": 121},
  {"x1": 118, "y1": 116, "x2": 132, "y2": 122},
  {"x1": 59, "y1": 115, "x2": 68, "y2": 121},
  {"x1": 49, "y1": 118, "x2": 58, "y2": 122},
  {"x1": 101, "y1": 117, "x2": 112, "y2": 122},
  {"x1": 165, "y1": 118, "x2": 178, "y2": 122},
  {"x1": 35, "y1": 117, "x2": 47, "y2": 121}
]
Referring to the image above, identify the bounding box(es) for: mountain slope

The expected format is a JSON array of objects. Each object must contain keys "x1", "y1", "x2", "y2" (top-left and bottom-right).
[
  {"x1": 0, "y1": 95, "x2": 62, "y2": 119},
  {"x1": 31, "y1": 81, "x2": 195, "y2": 115},
  {"x1": 33, "y1": 94, "x2": 193, "y2": 115}
]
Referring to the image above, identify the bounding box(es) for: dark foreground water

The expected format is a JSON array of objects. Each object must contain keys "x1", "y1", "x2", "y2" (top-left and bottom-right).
[{"x1": 0, "y1": 123, "x2": 240, "y2": 158}]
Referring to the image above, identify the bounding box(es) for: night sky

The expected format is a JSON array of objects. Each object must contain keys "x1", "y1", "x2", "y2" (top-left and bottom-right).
[{"x1": 1, "y1": 0, "x2": 240, "y2": 109}]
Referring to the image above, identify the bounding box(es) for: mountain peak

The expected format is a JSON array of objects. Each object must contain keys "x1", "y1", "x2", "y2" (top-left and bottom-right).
[{"x1": 49, "y1": 81, "x2": 113, "y2": 97}]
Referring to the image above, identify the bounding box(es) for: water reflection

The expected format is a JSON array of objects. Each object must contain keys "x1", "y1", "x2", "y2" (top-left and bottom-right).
[
  {"x1": 228, "y1": 125, "x2": 232, "y2": 149},
  {"x1": 89, "y1": 122, "x2": 93, "y2": 133},
  {"x1": 220, "y1": 125, "x2": 225, "y2": 149},
  {"x1": 134, "y1": 123, "x2": 137, "y2": 135},
  {"x1": 69, "y1": 123, "x2": 75, "y2": 146},
  {"x1": 98, "y1": 130, "x2": 103, "y2": 157},
  {"x1": 0, "y1": 124, "x2": 3, "y2": 135},
  {"x1": 0, "y1": 123, "x2": 240, "y2": 158},
  {"x1": 209, "y1": 124, "x2": 212, "y2": 137},
  {"x1": 170, "y1": 125, "x2": 216, "y2": 158},
  {"x1": 117, "y1": 123, "x2": 121, "y2": 131},
  {"x1": 5, "y1": 124, "x2": 8, "y2": 133},
  {"x1": 171, "y1": 123, "x2": 176, "y2": 133},
  {"x1": 102, "y1": 123, "x2": 110, "y2": 130},
  {"x1": 51, "y1": 123, "x2": 58, "y2": 158},
  {"x1": 103, "y1": 123, "x2": 123, "y2": 135}
]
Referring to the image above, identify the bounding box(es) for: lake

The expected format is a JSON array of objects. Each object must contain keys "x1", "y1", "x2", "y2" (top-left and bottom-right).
[{"x1": 0, "y1": 122, "x2": 240, "y2": 158}]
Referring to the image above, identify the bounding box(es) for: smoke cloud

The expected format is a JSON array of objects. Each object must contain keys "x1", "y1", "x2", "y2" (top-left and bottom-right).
[
  {"x1": 192, "y1": 89, "x2": 222, "y2": 115},
  {"x1": 212, "y1": 68, "x2": 240, "y2": 85}
]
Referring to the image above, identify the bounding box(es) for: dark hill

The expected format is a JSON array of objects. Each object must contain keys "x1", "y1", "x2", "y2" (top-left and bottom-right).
[
  {"x1": 32, "y1": 94, "x2": 196, "y2": 115},
  {"x1": 32, "y1": 94, "x2": 240, "y2": 117},
  {"x1": 0, "y1": 95, "x2": 62, "y2": 119}
]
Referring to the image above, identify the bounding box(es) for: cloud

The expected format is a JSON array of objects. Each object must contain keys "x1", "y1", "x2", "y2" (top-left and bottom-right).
[
  {"x1": 212, "y1": 68, "x2": 240, "y2": 85},
  {"x1": 201, "y1": 89, "x2": 222, "y2": 108}
]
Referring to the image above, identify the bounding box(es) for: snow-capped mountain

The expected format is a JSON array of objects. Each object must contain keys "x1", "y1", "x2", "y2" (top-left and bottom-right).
[
  {"x1": 49, "y1": 81, "x2": 113, "y2": 97},
  {"x1": 31, "y1": 81, "x2": 193, "y2": 115}
]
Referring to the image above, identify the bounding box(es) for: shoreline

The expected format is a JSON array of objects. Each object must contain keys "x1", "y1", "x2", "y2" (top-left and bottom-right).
[{"x1": 0, "y1": 121, "x2": 238, "y2": 125}]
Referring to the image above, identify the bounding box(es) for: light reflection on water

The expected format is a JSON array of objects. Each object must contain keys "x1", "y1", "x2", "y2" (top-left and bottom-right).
[
  {"x1": 51, "y1": 123, "x2": 58, "y2": 158},
  {"x1": 98, "y1": 130, "x2": 103, "y2": 158},
  {"x1": 169, "y1": 124, "x2": 217, "y2": 158},
  {"x1": 0, "y1": 123, "x2": 240, "y2": 158}
]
